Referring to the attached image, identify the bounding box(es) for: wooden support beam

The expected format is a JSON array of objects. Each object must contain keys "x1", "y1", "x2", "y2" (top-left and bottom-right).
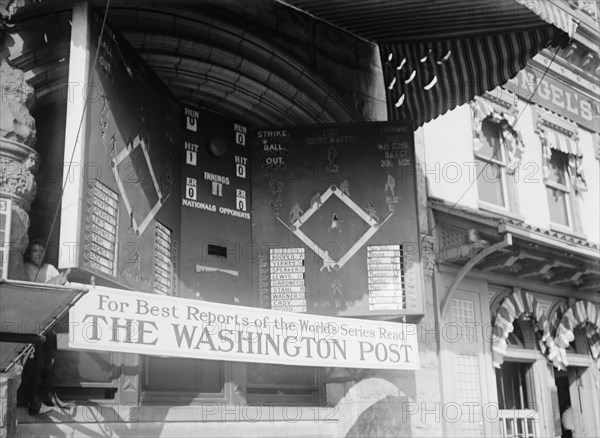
[{"x1": 517, "y1": 261, "x2": 557, "y2": 279}]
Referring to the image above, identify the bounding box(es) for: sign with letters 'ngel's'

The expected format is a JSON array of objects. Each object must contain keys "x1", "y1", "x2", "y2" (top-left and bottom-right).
[
  {"x1": 69, "y1": 285, "x2": 420, "y2": 370},
  {"x1": 503, "y1": 65, "x2": 600, "y2": 133}
]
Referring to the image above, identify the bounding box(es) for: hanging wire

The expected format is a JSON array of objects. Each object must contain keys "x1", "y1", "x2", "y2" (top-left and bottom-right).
[
  {"x1": 34, "y1": 0, "x2": 112, "y2": 282},
  {"x1": 423, "y1": 42, "x2": 563, "y2": 244}
]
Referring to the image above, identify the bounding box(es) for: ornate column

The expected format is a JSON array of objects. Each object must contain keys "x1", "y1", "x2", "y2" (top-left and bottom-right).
[
  {"x1": 1, "y1": 0, "x2": 39, "y2": 282},
  {"x1": 1, "y1": 2, "x2": 38, "y2": 437}
]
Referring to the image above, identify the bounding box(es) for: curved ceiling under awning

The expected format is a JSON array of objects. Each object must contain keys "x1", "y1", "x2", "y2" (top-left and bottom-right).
[{"x1": 7, "y1": 0, "x2": 579, "y2": 127}]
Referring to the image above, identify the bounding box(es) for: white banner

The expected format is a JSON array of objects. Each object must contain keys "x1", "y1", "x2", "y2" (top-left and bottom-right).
[{"x1": 69, "y1": 285, "x2": 419, "y2": 370}]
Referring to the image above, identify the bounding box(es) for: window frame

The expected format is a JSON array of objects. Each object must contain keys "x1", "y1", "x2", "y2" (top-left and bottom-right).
[
  {"x1": 544, "y1": 149, "x2": 573, "y2": 228},
  {"x1": 470, "y1": 94, "x2": 523, "y2": 217},
  {"x1": 534, "y1": 110, "x2": 584, "y2": 235},
  {"x1": 474, "y1": 117, "x2": 511, "y2": 209}
]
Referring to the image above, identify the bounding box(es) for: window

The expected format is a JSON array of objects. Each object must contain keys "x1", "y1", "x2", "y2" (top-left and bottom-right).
[
  {"x1": 247, "y1": 363, "x2": 319, "y2": 404},
  {"x1": 496, "y1": 362, "x2": 532, "y2": 410},
  {"x1": 475, "y1": 119, "x2": 508, "y2": 207},
  {"x1": 496, "y1": 362, "x2": 539, "y2": 438},
  {"x1": 545, "y1": 150, "x2": 571, "y2": 227},
  {"x1": 471, "y1": 95, "x2": 523, "y2": 213},
  {"x1": 142, "y1": 356, "x2": 225, "y2": 404},
  {"x1": 536, "y1": 110, "x2": 586, "y2": 232}
]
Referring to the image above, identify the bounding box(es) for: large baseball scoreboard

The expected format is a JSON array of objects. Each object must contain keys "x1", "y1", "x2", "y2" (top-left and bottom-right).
[{"x1": 60, "y1": 13, "x2": 424, "y2": 317}]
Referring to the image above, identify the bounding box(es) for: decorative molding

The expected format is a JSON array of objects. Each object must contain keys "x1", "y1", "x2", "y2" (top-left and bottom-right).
[
  {"x1": 470, "y1": 96, "x2": 524, "y2": 173},
  {"x1": 421, "y1": 234, "x2": 436, "y2": 276},
  {"x1": 0, "y1": 138, "x2": 39, "y2": 209},
  {"x1": 533, "y1": 108, "x2": 588, "y2": 195}
]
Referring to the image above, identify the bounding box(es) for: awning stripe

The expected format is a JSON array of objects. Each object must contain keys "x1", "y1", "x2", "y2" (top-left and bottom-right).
[
  {"x1": 546, "y1": 129, "x2": 579, "y2": 155},
  {"x1": 381, "y1": 26, "x2": 563, "y2": 127},
  {"x1": 515, "y1": 0, "x2": 580, "y2": 38}
]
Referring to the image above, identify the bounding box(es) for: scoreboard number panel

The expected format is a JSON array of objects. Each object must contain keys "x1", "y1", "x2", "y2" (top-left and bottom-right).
[{"x1": 179, "y1": 108, "x2": 252, "y2": 305}]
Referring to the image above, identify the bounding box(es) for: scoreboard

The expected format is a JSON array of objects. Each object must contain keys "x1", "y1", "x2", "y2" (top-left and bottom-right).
[{"x1": 60, "y1": 12, "x2": 424, "y2": 317}]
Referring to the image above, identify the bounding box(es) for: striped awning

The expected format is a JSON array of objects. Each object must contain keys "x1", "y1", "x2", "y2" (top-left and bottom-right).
[
  {"x1": 381, "y1": 26, "x2": 568, "y2": 127},
  {"x1": 544, "y1": 128, "x2": 579, "y2": 156},
  {"x1": 283, "y1": 0, "x2": 579, "y2": 127}
]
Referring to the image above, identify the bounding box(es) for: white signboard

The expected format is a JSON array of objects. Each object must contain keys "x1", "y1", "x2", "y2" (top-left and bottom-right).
[
  {"x1": 0, "y1": 198, "x2": 12, "y2": 280},
  {"x1": 69, "y1": 285, "x2": 420, "y2": 370}
]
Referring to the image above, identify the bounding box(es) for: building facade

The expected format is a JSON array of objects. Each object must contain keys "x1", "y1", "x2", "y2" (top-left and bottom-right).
[
  {"x1": 421, "y1": 3, "x2": 600, "y2": 436},
  {"x1": 0, "y1": 1, "x2": 597, "y2": 437}
]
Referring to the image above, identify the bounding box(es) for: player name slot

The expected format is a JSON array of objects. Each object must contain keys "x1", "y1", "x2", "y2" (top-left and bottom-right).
[
  {"x1": 90, "y1": 189, "x2": 119, "y2": 210},
  {"x1": 270, "y1": 292, "x2": 306, "y2": 300},
  {"x1": 270, "y1": 286, "x2": 306, "y2": 293},
  {"x1": 367, "y1": 271, "x2": 402, "y2": 278},
  {"x1": 270, "y1": 273, "x2": 304, "y2": 280},
  {"x1": 85, "y1": 221, "x2": 115, "y2": 241},
  {"x1": 368, "y1": 283, "x2": 403, "y2": 291},
  {"x1": 85, "y1": 241, "x2": 114, "y2": 261},
  {"x1": 83, "y1": 259, "x2": 113, "y2": 276},
  {"x1": 369, "y1": 304, "x2": 403, "y2": 311},
  {"x1": 93, "y1": 182, "x2": 119, "y2": 201},
  {"x1": 90, "y1": 215, "x2": 116, "y2": 234},
  {"x1": 87, "y1": 205, "x2": 117, "y2": 226},
  {"x1": 366, "y1": 257, "x2": 401, "y2": 264},
  {"x1": 269, "y1": 260, "x2": 305, "y2": 267},
  {"x1": 270, "y1": 279, "x2": 305, "y2": 286},
  {"x1": 366, "y1": 263, "x2": 402, "y2": 271},
  {"x1": 84, "y1": 249, "x2": 113, "y2": 270},
  {"x1": 270, "y1": 248, "x2": 304, "y2": 254},
  {"x1": 86, "y1": 232, "x2": 114, "y2": 251},
  {"x1": 271, "y1": 306, "x2": 307, "y2": 313},
  {"x1": 367, "y1": 251, "x2": 401, "y2": 258},
  {"x1": 271, "y1": 299, "x2": 307, "y2": 307},
  {"x1": 369, "y1": 297, "x2": 403, "y2": 304},
  {"x1": 368, "y1": 277, "x2": 402, "y2": 284},
  {"x1": 155, "y1": 249, "x2": 171, "y2": 265},
  {"x1": 368, "y1": 245, "x2": 400, "y2": 251},
  {"x1": 270, "y1": 266, "x2": 305, "y2": 273},
  {"x1": 91, "y1": 196, "x2": 118, "y2": 216},
  {"x1": 369, "y1": 290, "x2": 403, "y2": 298},
  {"x1": 270, "y1": 254, "x2": 304, "y2": 261}
]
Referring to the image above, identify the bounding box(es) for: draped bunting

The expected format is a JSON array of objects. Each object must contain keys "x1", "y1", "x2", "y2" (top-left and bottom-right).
[
  {"x1": 491, "y1": 290, "x2": 550, "y2": 368},
  {"x1": 551, "y1": 300, "x2": 600, "y2": 370},
  {"x1": 471, "y1": 97, "x2": 525, "y2": 173}
]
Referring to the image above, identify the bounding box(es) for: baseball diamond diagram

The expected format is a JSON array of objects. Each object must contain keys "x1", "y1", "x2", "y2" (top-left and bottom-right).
[
  {"x1": 60, "y1": 12, "x2": 182, "y2": 294},
  {"x1": 251, "y1": 122, "x2": 423, "y2": 317}
]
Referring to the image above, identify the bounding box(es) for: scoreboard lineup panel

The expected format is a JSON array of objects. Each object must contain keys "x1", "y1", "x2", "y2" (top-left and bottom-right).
[
  {"x1": 67, "y1": 12, "x2": 181, "y2": 294},
  {"x1": 250, "y1": 122, "x2": 423, "y2": 317}
]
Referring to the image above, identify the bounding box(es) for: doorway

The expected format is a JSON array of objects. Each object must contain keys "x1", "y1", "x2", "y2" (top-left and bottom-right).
[{"x1": 555, "y1": 370, "x2": 573, "y2": 438}]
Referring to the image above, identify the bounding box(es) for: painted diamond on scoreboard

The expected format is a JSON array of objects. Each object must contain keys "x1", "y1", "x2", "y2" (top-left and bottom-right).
[
  {"x1": 301, "y1": 196, "x2": 370, "y2": 259},
  {"x1": 112, "y1": 134, "x2": 165, "y2": 236},
  {"x1": 277, "y1": 185, "x2": 392, "y2": 271}
]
